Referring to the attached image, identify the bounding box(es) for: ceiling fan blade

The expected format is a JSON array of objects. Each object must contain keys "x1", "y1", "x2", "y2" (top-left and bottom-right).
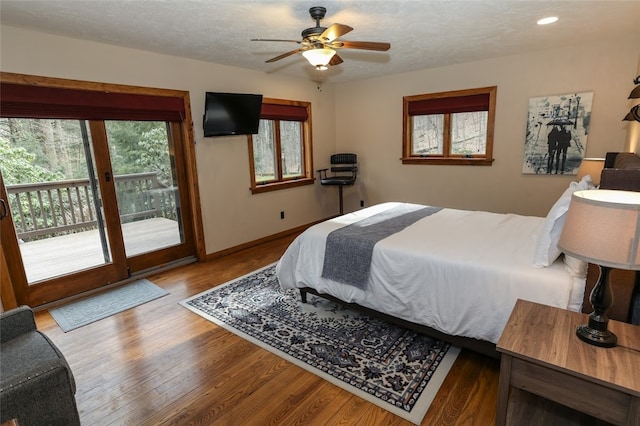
[
  {"x1": 320, "y1": 23, "x2": 353, "y2": 42},
  {"x1": 251, "y1": 38, "x2": 301, "y2": 44},
  {"x1": 329, "y1": 53, "x2": 344, "y2": 66},
  {"x1": 265, "y1": 49, "x2": 303, "y2": 63},
  {"x1": 337, "y1": 40, "x2": 391, "y2": 51}
]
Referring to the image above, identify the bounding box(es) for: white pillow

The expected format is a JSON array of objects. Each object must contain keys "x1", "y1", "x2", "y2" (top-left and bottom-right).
[
  {"x1": 533, "y1": 176, "x2": 594, "y2": 268},
  {"x1": 563, "y1": 254, "x2": 588, "y2": 277}
]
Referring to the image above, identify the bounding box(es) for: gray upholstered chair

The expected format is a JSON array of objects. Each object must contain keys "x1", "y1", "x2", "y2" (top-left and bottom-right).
[{"x1": 0, "y1": 306, "x2": 81, "y2": 425}]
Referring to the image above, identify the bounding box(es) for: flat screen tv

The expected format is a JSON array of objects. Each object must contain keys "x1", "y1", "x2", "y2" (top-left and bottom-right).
[{"x1": 203, "y1": 92, "x2": 263, "y2": 137}]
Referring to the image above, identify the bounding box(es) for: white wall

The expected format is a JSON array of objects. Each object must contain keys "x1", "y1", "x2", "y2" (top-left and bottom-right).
[
  {"x1": 334, "y1": 36, "x2": 640, "y2": 217},
  {"x1": 2, "y1": 25, "x2": 639, "y2": 254},
  {"x1": 0, "y1": 25, "x2": 338, "y2": 254}
]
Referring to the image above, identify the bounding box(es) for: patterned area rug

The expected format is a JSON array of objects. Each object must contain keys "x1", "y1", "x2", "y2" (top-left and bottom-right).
[{"x1": 180, "y1": 264, "x2": 459, "y2": 424}]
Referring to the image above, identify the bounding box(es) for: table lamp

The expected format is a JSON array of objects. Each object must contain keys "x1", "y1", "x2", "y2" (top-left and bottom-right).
[{"x1": 558, "y1": 189, "x2": 640, "y2": 347}]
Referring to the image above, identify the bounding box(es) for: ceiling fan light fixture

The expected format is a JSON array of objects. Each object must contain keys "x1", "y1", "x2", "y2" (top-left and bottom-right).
[
  {"x1": 302, "y1": 47, "x2": 336, "y2": 68},
  {"x1": 253, "y1": 6, "x2": 389, "y2": 71}
]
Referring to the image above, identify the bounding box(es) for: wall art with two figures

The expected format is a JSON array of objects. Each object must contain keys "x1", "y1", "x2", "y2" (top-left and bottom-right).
[{"x1": 522, "y1": 91, "x2": 593, "y2": 175}]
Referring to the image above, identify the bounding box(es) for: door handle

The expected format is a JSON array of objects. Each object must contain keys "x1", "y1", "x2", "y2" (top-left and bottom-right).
[
  {"x1": 105, "y1": 172, "x2": 112, "y2": 182},
  {"x1": 0, "y1": 198, "x2": 7, "y2": 220}
]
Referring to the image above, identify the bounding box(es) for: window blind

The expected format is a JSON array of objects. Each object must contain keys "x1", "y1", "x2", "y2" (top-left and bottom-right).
[
  {"x1": 260, "y1": 103, "x2": 308, "y2": 121},
  {"x1": 407, "y1": 93, "x2": 490, "y2": 116},
  {"x1": 0, "y1": 83, "x2": 185, "y2": 121}
]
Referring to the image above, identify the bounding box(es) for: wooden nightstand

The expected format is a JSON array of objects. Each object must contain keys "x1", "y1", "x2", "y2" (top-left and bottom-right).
[{"x1": 496, "y1": 299, "x2": 640, "y2": 426}]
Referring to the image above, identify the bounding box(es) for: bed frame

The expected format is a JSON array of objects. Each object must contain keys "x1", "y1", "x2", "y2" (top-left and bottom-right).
[
  {"x1": 299, "y1": 287, "x2": 499, "y2": 358},
  {"x1": 299, "y1": 152, "x2": 640, "y2": 359}
]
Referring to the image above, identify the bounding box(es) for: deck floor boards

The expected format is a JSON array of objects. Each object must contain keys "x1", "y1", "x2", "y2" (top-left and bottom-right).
[{"x1": 19, "y1": 217, "x2": 180, "y2": 283}]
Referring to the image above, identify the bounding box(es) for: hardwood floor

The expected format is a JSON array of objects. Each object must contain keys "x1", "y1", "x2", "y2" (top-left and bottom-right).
[{"x1": 33, "y1": 233, "x2": 500, "y2": 425}]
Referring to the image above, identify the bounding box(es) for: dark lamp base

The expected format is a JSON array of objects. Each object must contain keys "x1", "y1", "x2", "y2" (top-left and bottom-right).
[{"x1": 576, "y1": 324, "x2": 617, "y2": 348}]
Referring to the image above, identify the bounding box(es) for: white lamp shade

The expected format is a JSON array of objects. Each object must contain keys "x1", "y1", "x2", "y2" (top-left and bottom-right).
[
  {"x1": 558, "y1": 190, "x2": 640, "y2": 270},
  {"x1": 576, "y1": 158, "x2": 605, "y2": 186},
  {"x1": 302, "y1": 47, "x2": 336, "y2": 67}
]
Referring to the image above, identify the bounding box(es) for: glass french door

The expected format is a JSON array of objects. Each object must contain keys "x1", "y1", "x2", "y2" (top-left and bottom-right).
[
  {"x1": 100, "y1": 120, "x2": 192, "y2": 273},
  {"x1": 0, "y1": 117, "x2": 193, "y2": 306}
]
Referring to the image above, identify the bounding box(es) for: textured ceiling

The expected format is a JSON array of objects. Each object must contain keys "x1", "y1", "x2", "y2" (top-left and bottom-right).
[{"x1": 1, "y1": 1, "x2": 639, "y2": 83}]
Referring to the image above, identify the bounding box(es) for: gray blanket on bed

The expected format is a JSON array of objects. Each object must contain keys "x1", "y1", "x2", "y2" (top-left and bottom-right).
[{"x1": 321, "y1": 204, "x2": 442, "y2": 288}]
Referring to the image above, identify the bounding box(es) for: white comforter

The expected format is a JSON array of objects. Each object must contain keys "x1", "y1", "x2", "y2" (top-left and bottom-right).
[{"x1": 276, "y1": 202, "x2": 585, "y2": 343}]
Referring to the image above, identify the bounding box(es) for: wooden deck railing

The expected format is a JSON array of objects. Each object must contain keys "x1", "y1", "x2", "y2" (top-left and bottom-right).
[{"x1": 6, "y1": 172, "x2": 177, "y2": 241}]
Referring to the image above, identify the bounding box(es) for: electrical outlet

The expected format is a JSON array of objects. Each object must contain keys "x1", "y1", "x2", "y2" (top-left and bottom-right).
[
  {"x1": 280, "y1": 211, "x2": 285, "y2": 219},
  {"x1": 360, "y1": 200, "x2": 364, "y2": 207}
]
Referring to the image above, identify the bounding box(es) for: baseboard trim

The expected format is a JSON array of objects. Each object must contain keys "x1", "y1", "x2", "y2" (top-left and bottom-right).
[{"x1": 205, "y1": 217, "x2": 334, "y2": 261}]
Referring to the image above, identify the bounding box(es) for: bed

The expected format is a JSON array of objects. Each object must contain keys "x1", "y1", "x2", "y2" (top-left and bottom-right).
[{"x1": 276, "y1": 153, "x2": 640, "y2": 357}]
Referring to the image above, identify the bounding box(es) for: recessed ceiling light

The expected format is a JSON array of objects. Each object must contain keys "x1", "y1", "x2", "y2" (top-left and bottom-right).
[{"x1": 537, "y1": 16, "x2": 559, "y2": 25}]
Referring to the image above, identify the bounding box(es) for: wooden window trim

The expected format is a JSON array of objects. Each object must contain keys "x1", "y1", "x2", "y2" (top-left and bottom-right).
[
  {"x1": 248, "y1": 98, "x2": 314, "y2": 193},
  {"x1": 402, "y1": 86, "x2": 497, "y2": 165}
]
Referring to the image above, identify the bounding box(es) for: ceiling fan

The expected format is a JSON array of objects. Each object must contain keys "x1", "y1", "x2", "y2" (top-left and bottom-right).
[{"x1": 251, "y1": 6, "x2": 391, "y2": 70}]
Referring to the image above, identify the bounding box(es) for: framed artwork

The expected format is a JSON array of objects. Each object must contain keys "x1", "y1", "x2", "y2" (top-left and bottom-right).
[{"x1": 522, "y1": 91, "x2": 593, "y2": 175}]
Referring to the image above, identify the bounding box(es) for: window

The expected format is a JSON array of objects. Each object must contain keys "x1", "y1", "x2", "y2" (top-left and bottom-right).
[
  {"x1": 402, "y1": 86, "x2": 497, "y2": 165},
  {"x1": 248, "y1": 98, "x2": 313, "y2": 193}
]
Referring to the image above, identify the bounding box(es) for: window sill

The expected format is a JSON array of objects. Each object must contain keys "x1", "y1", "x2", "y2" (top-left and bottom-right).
[
  {"x1": 250, "y1": 177, "x2": 315, "y2": 194},
  {"x1": 401, "y1": 157, "x2": 494, "y2": 166}
]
